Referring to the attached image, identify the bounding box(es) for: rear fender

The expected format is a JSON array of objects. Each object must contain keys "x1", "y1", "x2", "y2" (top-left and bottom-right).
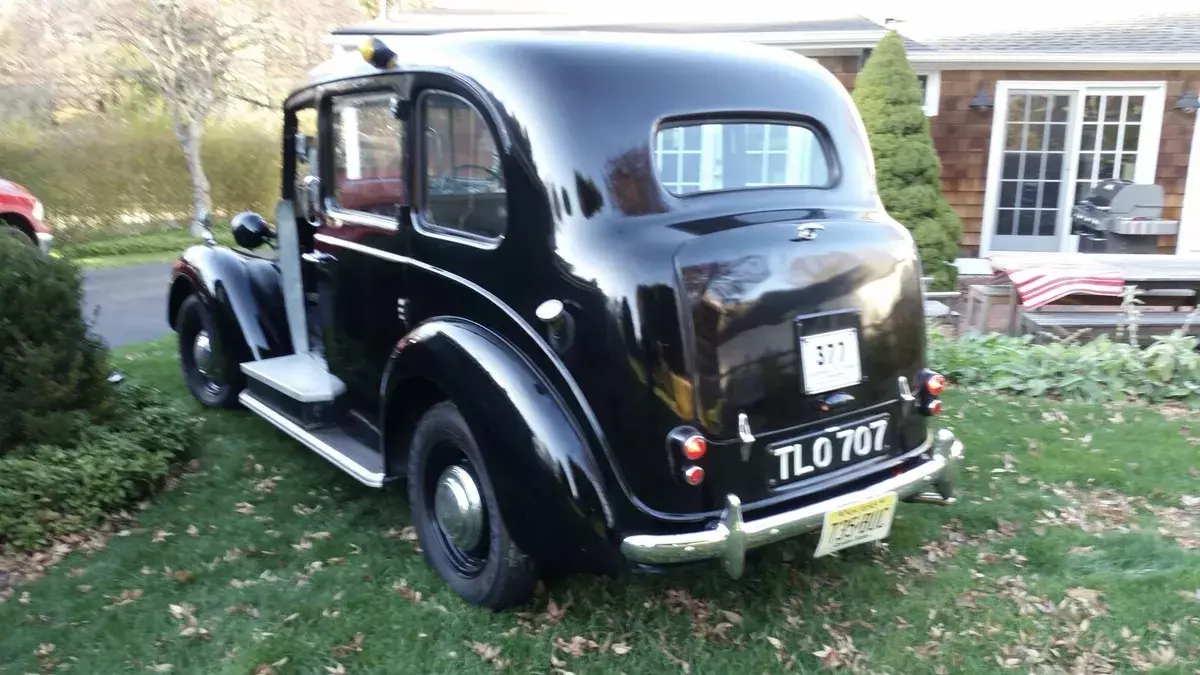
[
  {"x1": 381, "y1": 319, "x2": 621, "y2": 574},
  {"x1": 167, "y1": 245, "x2": 291, "y2": 362}
]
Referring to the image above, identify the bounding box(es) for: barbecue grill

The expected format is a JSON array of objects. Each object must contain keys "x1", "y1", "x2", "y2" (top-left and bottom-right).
[{"x1": 1071, "y1": 179, "x2": 1179, "y2": 253}]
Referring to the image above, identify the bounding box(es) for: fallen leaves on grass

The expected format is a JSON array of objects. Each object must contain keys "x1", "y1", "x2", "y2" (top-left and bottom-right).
[
  {"x1": 225, "y1": 603, "x2": 260, "y2": 618},
  {"x1": 103, "y1": 588, "x2": 143, "y2": 608},
  {"x1": 393, "y1": 579, "x2": 422, "y2": 603},
  {"x1": 661, "y1": 588, "x2": 744, "y2": 643},
  {"x1": 34, "y1": 642, "x2": 59, "y2": 671},
  {"x1": 0, "y1": 527, "x2": 115, "y2": 604},
  {"x1": 468, "y1": 641, "x2": 509, "y2": 670},
  {"x1": 254, "y1": 476, "x2": 281, "y2": 493},
  {"x1": 382, "y1": 526, "x2": 417, "y2": 541},
  {"x1": 331, "y1": 632, "x2": 364, "y2": 657},
  {"x1": 234, "y1": 502, "x2": 256, "y2": 515},
  {"x1": 169, "y1": 602, "x2": 211, "y2": 639},
  {"x1": 1147, "y1": 495, "x2": 1200, "y2": 549},
  {"x1": 554, "y1": 635, "x2": 600, "y2": 657}
]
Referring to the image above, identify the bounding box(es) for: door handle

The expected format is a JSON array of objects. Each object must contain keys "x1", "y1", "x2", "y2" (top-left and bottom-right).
[
  {"x1": 302, "y1": 251, "x2": 337, "y2": 279},
  {"x1": 302, "y1": 251, "x2": 336, "y2": 265}
]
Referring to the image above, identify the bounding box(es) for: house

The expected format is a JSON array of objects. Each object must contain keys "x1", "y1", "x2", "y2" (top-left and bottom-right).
[{"x1": 325, "y1": 9, "x2": 1200, "y2": 262}]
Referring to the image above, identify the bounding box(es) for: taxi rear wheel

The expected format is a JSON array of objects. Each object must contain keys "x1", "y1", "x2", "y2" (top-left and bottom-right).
[
  {"x1": 176, "y1": 295, "x2": 243, "y2": 408},
  {"x1": 407, "y1": 401, "x2": 538, "y2": 610}
]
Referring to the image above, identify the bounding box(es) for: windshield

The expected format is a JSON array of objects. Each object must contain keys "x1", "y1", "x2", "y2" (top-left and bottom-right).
[{"x1": 652, "y1": 121, "x2": 831, "y2": 195}]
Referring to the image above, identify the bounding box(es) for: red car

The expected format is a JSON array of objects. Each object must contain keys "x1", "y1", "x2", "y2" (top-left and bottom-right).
[{"x1": 0, "y1": 178, "x2": 51, "y2": 253}]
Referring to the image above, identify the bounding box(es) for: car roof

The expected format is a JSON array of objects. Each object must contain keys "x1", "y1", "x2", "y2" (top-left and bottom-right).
[
  {"x1": 302, "y1": 31, "x2": 879, "y2": 217},
  {"x1": 307, "y1": 30, "x2": 826, "y2": 90}
]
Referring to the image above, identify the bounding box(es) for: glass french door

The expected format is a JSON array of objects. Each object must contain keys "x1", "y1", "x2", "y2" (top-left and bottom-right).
[
  {"x1": 992, "y1": 92, "x2": 1073, "y2": 252},
  {"x1": 1072, "y1": 94, "x2": 1146, "y2": 205},
  {"x1": 985, "y1": 84, "x2": 1164, "y2": 254}
]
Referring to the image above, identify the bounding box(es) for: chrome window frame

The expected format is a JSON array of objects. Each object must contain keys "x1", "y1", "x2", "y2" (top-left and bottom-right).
[{"x1": 413, "y1": 89, "x2": 507, "y2": 250}]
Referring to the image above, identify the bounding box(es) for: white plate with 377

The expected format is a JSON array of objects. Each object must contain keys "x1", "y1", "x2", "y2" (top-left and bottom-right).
[{"x1": 799, "y1": 327, "x2": 862, "y2": 395}]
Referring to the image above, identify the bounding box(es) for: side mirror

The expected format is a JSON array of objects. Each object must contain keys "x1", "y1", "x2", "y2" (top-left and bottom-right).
[{"x1": 231, "y1": 211, "x2": 276, "y2": 250}]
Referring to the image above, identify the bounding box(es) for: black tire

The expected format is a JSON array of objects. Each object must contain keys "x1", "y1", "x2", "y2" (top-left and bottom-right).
[
  {"x1": 175, "y1": 295, "x2": 244, "y2": 408},
  {"x1": 2, "y1": 223, "x2": 34, "y2": 247},
  {"x1": 408, "y1": 401, "x2": 538, "y2": 610}
]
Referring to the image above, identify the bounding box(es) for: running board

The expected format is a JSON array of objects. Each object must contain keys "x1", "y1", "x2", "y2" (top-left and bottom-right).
[{"x1": 239, "y1": 391, "x2": 385, "y2": 488}]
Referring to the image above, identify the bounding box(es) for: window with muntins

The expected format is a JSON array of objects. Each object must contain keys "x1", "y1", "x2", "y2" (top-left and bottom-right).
[
  {"x1": 331, "y1": 93, "x2": 405, "y2": 218},
  {"x1": 653, "y1": 122, "x2": 830, "y2": 196},
  {"x1": 421, "y1": 92, "x2": 506, "y2": 240}
]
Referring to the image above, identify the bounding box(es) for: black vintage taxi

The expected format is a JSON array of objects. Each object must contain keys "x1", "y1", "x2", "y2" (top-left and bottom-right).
[{"x1": 166, "y1": 30, "x2": 964, "y2": 609}]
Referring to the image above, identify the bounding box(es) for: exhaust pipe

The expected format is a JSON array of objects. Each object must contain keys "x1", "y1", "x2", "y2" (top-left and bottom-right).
[{"x1": 906, "y1": 492, "x2": 957, "y2": 506}]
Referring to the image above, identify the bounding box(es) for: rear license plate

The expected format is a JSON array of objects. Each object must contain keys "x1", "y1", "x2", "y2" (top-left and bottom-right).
[
  {"x1": 769, "y1": 414, "x2": 890, "y2": 485},
  {"x1": 814, "y1": 492, "x2": 898, "y2": 558},
  {"x1": 799, "y1": 327, "x2": 862, "y2": 394}
]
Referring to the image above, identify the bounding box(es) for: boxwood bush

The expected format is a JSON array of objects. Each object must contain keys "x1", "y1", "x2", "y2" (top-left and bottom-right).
[{"x1": 0, "y1": 236, "x2": 202, "y2": 548}]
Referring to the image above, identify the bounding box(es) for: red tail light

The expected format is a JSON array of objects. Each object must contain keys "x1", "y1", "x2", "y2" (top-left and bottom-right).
[
  {"x1": 926, "y1": 373, "x2": 946, "y2": 396},
  {"x1": 925, "y1": 399, "x2": 943, "y2": 416},
  {"x1": 683, "y1": 435, "x2": 707, "y2": 461},
  {"x1": 683, "y1": 465, "x2": 705, "y2": 485}
]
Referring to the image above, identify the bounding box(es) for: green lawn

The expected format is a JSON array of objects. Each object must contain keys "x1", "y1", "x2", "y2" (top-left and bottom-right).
[
  {"x1": 2, "y1": 340, "x2": 1199, "y2": 674},
  {"x1": 57, "y1": 229, "x2": 238, "y2": 270}
]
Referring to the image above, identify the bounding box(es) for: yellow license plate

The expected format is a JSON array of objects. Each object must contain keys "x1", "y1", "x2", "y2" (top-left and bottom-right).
[{"x1": 813, "y1": 492, "x2": 898, "y2": 558}]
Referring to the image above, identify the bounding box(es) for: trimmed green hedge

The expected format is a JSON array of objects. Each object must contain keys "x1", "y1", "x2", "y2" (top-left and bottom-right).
[
  {"x1": 59, "y1": 228, "x2": 237, "y2": 260},
  {"x1": 0, "y1": 115, "x2": 279, "y2": 244}
]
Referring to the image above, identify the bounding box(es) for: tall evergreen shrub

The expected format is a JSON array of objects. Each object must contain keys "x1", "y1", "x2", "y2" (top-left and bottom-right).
[{"x1": 853, "y1": 32, "x2": 962, "y2": 289}]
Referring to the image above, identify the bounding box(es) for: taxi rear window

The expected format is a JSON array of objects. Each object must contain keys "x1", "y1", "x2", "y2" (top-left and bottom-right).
[{"x1": 652, "y1": 121, "x2": 831, "y2": 195}]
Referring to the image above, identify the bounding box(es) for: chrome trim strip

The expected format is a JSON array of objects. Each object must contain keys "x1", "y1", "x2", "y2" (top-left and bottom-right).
[
  {"x1": 324, "y1": 208, "x2": 399, "y2": 232},
  {"x1": 239, "y1": 391, "x2": 385, "y2": 487},
  {"x1": 620, "y1": 429, "x2": 964, "y2": 578}
]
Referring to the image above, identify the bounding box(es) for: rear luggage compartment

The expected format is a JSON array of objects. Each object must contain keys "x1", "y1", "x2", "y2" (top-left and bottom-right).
[{"x1": 667, "y1": 213, "x2": 930, "y2": 511}]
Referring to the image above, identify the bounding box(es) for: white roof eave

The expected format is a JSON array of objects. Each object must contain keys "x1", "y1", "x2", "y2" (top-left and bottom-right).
[{"x1": 906, "y1": 50, "x2": 1200, "y2": 69}]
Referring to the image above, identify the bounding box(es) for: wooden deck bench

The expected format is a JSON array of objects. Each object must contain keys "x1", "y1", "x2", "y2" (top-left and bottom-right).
[
  {"x1": 921, "y1": 276, "x2": 960, "y2": 320},
  {"x1": 1020, "y1": 309, "x2": 1200, "y2": 344}
]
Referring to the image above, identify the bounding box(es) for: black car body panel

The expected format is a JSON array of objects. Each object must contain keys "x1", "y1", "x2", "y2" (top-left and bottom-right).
[
  {"x1": 167, "y1": 245, "x2": 291, "y2": 362},
  {"x1": 381, "y1": 318, "x2": 621, "y2": 573}
]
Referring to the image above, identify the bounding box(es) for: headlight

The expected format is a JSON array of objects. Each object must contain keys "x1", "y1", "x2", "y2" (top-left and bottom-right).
[{"x1": 32, "y1": 199, "x2": 44, "y2": 222}]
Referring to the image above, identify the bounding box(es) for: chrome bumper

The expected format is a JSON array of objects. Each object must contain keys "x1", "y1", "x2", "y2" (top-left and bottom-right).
[
  {"x1": 36, "y1": 232, "x2": 53, "y2": 255},
  {"x1": 620, "y1": 429, "x2": 964, "y2": 578}
]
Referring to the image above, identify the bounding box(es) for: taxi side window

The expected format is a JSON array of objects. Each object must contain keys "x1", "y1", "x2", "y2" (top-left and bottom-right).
[
  {"x1": 331, "y1": 93, "x2": 406, "y2": 218},
  {"x1": 420, "y1": 91, "x2": 506, "y2": 240}
]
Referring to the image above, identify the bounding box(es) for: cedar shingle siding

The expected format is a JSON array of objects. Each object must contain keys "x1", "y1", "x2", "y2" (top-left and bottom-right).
[{"x1": 812, "y1": 58, "x2": 1197, "y2": 255}]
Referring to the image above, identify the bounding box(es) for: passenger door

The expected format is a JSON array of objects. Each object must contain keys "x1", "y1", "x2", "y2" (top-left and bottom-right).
[{"x1": 312, "y1": 88, "x2": 411, "y2": 421}]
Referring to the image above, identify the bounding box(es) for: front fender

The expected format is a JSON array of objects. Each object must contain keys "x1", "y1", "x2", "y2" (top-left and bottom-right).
[
  {"x1": 167, "y1": 245, "x2": 291, "y2": 362},
  {"x1": 382, "y1": 319, "x2": 622, "y2": 574}
]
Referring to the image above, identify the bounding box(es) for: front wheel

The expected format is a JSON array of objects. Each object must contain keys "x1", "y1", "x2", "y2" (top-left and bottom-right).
[
  {"x1": 176, "y1": 295, "x2": 244, "y2": 408},
  {"x1": 407, "y1": 401, "x2": 538, "y2": 610}
]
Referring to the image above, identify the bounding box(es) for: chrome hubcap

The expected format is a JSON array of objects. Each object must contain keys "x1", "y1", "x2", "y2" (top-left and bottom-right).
[
  {"x1": 433, "y1": 465, "x2": 484, "y2": 551},
  {"x1": 192, "y1": 331, "x2": 214, "y2": 378}
]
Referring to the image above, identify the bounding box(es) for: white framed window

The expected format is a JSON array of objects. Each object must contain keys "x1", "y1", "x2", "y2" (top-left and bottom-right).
[
  {"x1": 914, "y1": 70, "x2": 941, "y2": 117},
  {"x1": 652, "y1": 121, "x2": 829, "y2": 196},
  {"x1": 979, "y1": 80, "x2": 1166, "y2": 256}
]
